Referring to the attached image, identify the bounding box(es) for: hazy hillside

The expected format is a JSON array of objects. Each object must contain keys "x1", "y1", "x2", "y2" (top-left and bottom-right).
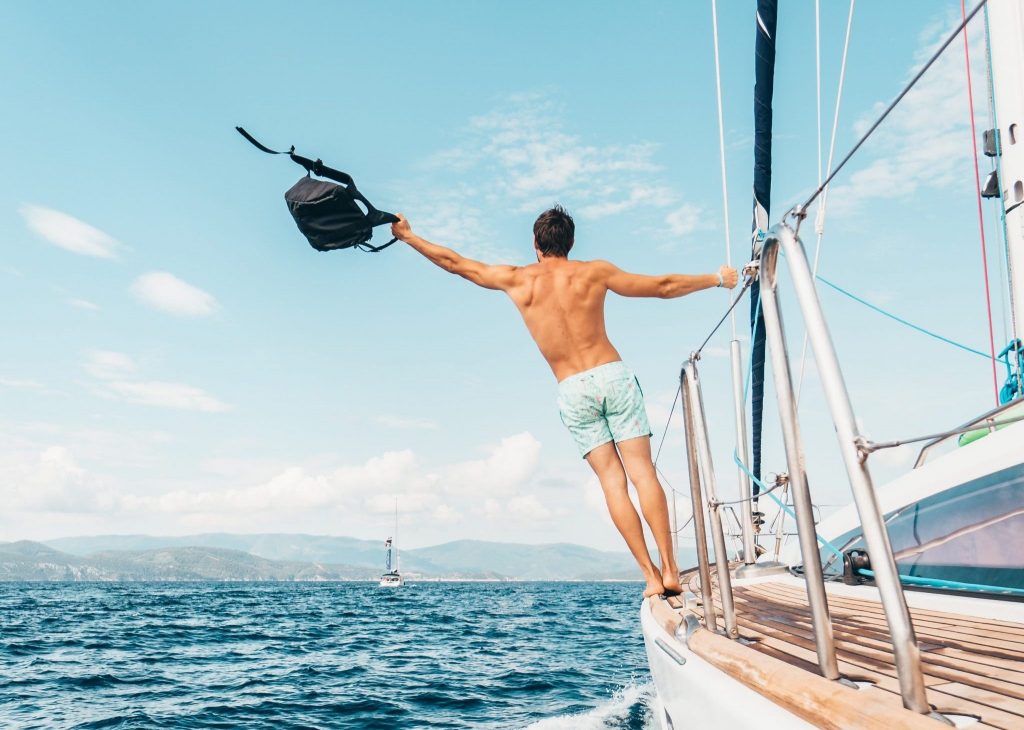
[
  {"x1": 0, "y1": 541, "x2": 375, "y2": 581},
  {"x1": 45, "y1": 533, "x2": 385, "y2": 567},
  {"x1": 15, "y1": 533, "x2": 697, "y2": 581}
]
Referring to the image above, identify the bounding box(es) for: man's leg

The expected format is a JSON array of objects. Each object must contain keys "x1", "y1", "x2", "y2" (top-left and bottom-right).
[
  {"x1": 616, "y1": 436, "x2": 682, "y2": 594},
  {"x1": 585, "y1": 441, "x2": 665, "y2": 597}
]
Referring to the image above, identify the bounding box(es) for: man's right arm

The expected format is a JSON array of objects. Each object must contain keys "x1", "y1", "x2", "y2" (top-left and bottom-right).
[{"x1": 599, "y1": 261, "x2": 739, "y2": 298}]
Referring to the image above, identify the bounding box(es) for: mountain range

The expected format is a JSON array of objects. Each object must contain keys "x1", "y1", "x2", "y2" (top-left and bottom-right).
[{"x1": 0, "y1": 533, "x2": 694, "y2": 582}]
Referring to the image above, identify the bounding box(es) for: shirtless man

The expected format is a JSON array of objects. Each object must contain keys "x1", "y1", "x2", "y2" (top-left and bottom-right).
[{"x1": 391, "y1": 206, "x2": 738, "y2": 597}]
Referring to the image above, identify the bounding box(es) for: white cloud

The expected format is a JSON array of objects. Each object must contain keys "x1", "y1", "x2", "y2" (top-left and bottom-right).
[
  {"x1": 105, "y1": 381, "x2": 231, "y2": 413},
  {"x1": 507, "y1": 494, "x2": 552, "y2": 521},
  {"x1": 124, "y1": 449, "x2": 432, "y2": 516},
  {"x1": 442, "y1": 432, "x2": 542, "y2": 496},
  {"x1": 410, "y1": 92, "x2": 702, "y2": 243},
  {"x1": 0, "y1": 377, "x2": 47, "y2": 391},
  {"x1": 114, "y1": 432, "x2": 542, "y2": 522},
  {"x1": 0, "y1": 446, "x2": 110, "y2": 512},
  {"x1": 665, "y1": 203, "x2": 704, "y2": 237},
  {"x1": 374, "y1": 414, "x2": 440, "y2": 430},
  {"x1": 826, "y1": 14, "x2": 986, "y2": 217},
  {"x1": 20, "y1": 204, "x2": 122, "y2": 259},
  {"x1": 69, "y1": 298, "x2": 100, "y2": 311},
  {"x1": 82, "y1": 350, "x2": 230, "y2": 413},
  {"x1": 84, "y1": 350, "x2": 136, "y2": 380},
  {"x1": 130, "y1": 272, "x2": 219, "y2": 317}
]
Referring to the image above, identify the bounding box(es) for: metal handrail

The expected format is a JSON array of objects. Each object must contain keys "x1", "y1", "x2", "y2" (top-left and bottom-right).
[
  {"x1": 913, "y1": 398, "x2": 1024, "y2": 467},
  {"x1": 765, "y1": 224, "x2": 930, "y2": 713},
  {"x1": 680, "y1": 363, "x2": 719, "y2": 634},
  {"x1": 682, "y1": 358, "x2": 739, "y2": 638},
  {"x1": 757, "y1": 234, "x2": 841, "y2": 681}
]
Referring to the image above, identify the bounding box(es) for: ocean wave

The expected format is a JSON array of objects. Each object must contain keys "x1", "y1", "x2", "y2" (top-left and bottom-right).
[{"x1": 523, "y1": 682, "x2": 657, "y2": 730}]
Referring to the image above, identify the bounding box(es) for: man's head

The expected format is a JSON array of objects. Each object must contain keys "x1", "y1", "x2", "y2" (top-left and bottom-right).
[{"x1": 533, "y1": 205, "x2": 575, "y2": 259}]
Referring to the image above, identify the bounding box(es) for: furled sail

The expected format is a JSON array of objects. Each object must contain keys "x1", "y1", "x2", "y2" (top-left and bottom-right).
[{"x1": 750, "y1": 0, "x2": 778, "y2": 496}]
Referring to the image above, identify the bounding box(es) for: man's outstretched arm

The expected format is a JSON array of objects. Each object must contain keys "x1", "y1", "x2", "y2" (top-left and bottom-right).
[
  {"x1": 391, "y1": 214, "x2": 517, "y2": 291},
  {"x1": 599, "y1": 260, "x2": 739, "y2": 298}
]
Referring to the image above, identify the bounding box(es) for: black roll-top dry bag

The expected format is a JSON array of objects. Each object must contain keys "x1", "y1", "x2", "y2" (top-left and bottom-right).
[{"x1": 237, "y1": 126, "x2": 399, "y2": 253}]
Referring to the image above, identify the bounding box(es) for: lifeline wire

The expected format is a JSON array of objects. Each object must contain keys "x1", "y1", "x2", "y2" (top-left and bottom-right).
[
  {"x1": 695, "y1": 278, "x2": 753, "y2": 356},
  {"x1": 860, "y1": 411, "x2": 1024, "y2": 453},
  {"x1": 961, "y1": 0, "x2": 1001, "y2": 406},
  {"x1": 799, "y1": 0, "x2": 988, "y2": 212}
]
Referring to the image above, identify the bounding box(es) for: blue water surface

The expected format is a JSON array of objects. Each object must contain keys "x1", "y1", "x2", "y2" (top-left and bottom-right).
[{"x1": 0, "y1": 582, "x2": 654, "y2": 729}]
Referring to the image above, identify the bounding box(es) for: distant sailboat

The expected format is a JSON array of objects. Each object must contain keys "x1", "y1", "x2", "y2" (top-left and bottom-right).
[{"x1": 379, "y1": 499, "x2": 404, "y2": 588}]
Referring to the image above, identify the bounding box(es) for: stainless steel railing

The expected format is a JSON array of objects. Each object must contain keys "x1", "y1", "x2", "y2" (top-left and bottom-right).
[
  {"x1": 764, "y1": 223, "x2": 929, "y2": 712},
  {"x1": 676, "y1": 222, "x2": 930, "y2": 714}
]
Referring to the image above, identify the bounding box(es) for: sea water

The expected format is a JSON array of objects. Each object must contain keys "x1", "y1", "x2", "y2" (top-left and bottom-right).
[{"x1": 0, "y1": 582, "x2": 655, "y2": 729}]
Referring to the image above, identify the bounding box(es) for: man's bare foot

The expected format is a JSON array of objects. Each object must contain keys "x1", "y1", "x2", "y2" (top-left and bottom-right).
[
  {"x1": 662, "y1": 569, "x2": 683, "y2": 596},
  {"x1": 643, "y1": 575, "x2": 666, "y2": 598}
]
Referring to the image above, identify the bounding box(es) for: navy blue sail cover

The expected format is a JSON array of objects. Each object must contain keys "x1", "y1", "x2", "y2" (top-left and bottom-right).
[{"x1": 750, "y1": 0, "x2": 777, "y2": 495}]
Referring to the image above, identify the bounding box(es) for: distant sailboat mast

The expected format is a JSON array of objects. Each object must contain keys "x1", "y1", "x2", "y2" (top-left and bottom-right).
[{"x1": 394, "y1": 497, "x2": 400, "y2": 574}]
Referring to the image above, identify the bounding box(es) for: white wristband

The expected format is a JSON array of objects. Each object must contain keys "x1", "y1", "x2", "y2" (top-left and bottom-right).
[{"x1": 716, "y1": 272, "x2": 724, "y2": 288}]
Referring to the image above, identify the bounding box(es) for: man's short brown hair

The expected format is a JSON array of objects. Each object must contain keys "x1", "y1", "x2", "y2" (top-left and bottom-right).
[{"x1": 533, "y1": 205, "x2": 574, "y2": 258}]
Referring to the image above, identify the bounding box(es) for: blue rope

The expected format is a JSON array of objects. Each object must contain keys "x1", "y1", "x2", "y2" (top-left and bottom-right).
[
  {"x1": 815, "y1": 274, "x2": 995, "y2": 361},
  {"x1": 732, "y1": 451, "x2": 845, "y2": 560},
  {"x1": 858, "y1": 568, "x2": 1024, "y2": 597},
  {"x1": 733, "y1": 276, "x2": 1019, "y2": 593}
]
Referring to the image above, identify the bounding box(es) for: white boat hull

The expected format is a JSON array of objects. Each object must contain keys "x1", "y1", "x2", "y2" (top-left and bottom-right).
[
  {"x1": 639, "y1": 599, "x2": 813, "y2": 730},
  {"x1": 379, "y1": 574, "x2": 404, "y2": 588}
]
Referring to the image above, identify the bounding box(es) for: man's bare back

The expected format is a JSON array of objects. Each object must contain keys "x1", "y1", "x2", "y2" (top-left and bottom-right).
[
  {"x1": 503, "y1": 259, "x2": 621, "y2": 381},
  {"x1": 390, "y1": 206, "x2": 737, "y2": 598},
  {"x1": 390, "y1": 216, "x2": 737, "y2": 381}
]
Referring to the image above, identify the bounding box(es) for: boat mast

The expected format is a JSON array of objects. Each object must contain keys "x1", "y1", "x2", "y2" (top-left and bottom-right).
[
  {"x1": 394, "y1": 497, "x2": 400, "y2": 574},
  {"x1": 987, "y1": 0, "x2": 1024, "y2": 395}
]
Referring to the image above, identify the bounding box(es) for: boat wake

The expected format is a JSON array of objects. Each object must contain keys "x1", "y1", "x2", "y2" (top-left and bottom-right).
[{"x1": 524, "y1": 681, "x2": 657, "y2": 730}]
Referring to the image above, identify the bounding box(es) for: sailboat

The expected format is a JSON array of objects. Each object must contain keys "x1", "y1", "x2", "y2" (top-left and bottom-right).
[
  {"x1": 641, "y1": 1, "x2": 1024, "y2": 728},
  {"x1": 379, "y1": 499, "x2": 404, "y2": 588}
]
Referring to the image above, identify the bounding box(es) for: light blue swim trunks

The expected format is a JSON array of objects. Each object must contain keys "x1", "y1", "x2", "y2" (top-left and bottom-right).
[{"x1": 557, "y1": 361, "x2": 653, "y2": 458}]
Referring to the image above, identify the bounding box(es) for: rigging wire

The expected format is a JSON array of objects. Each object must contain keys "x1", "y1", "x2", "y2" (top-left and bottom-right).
[
  {"x1": 815, "y1": 0, "x2": 822, "y2": 192},
  {"x1": 816, "y1": 274, "x2": 996, "y2": 361},
  {"x1": 798, "y1": 0, "x2": 988, "y2": 213},
  {"x1": 961, "y1": 0, "x2": 1001, "y2": 406},
  {"x1": 796, "y1": 0, "x2": 855, "y2": 403},
  {"x1": 710, "y1": 0, "x2": 737, "y2": 338}
]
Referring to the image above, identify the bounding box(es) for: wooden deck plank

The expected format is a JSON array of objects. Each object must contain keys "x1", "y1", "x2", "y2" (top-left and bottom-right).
[
  {"x1": 730, "y1": 615, "x2": 1024, "y2": 728},
  {"x1": 762, "y1": 582, "x2": 1024, "y2": 632},
  {"x1": 732, "y1": 592, "x2": 1024, "y2": 697},
  {"x1": 741, "y1": 584, "x2": 1024, "y2": 661},
  {"x1": 679, "y1": 571, "x2": 1024, "y2": 729}
]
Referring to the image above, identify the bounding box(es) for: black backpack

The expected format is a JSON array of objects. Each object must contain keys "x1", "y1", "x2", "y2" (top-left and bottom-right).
[{"x1": 237, "y1": 127, "x2": 399, "y2": 252}]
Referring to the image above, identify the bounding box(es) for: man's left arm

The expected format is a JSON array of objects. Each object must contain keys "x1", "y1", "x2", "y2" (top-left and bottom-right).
[{"x1": 391, "y1": 214, "x2": 518, "y2": 291}]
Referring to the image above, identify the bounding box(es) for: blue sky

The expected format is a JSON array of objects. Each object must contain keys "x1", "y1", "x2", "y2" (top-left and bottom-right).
[{"x1": 0, "y1": 2, "x2": 1010, "y2": 551}]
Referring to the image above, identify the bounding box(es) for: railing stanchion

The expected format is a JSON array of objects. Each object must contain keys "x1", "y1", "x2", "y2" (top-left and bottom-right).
[
  {"x1": 682, "y1": 359, "x2": 738, "y2": 638},
  {"x1": 680, "y1": 363, "x2": 718, "y2": 632},
  {"x1": 757, "y1": 235, "x2": 841, "y2": 680},
  {"x1": 772, "y1": 223, "x2": 930, "y2": 712}
]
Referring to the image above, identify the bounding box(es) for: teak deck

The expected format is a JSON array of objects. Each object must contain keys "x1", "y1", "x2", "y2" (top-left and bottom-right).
[{"x1": 675, "y1": 571, "x2": 1024, "y2": 729}]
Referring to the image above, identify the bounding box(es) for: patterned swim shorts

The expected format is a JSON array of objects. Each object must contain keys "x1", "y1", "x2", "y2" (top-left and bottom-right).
[{"x1": 556, "y1": 361, "x2": 653, "y2": 458}]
